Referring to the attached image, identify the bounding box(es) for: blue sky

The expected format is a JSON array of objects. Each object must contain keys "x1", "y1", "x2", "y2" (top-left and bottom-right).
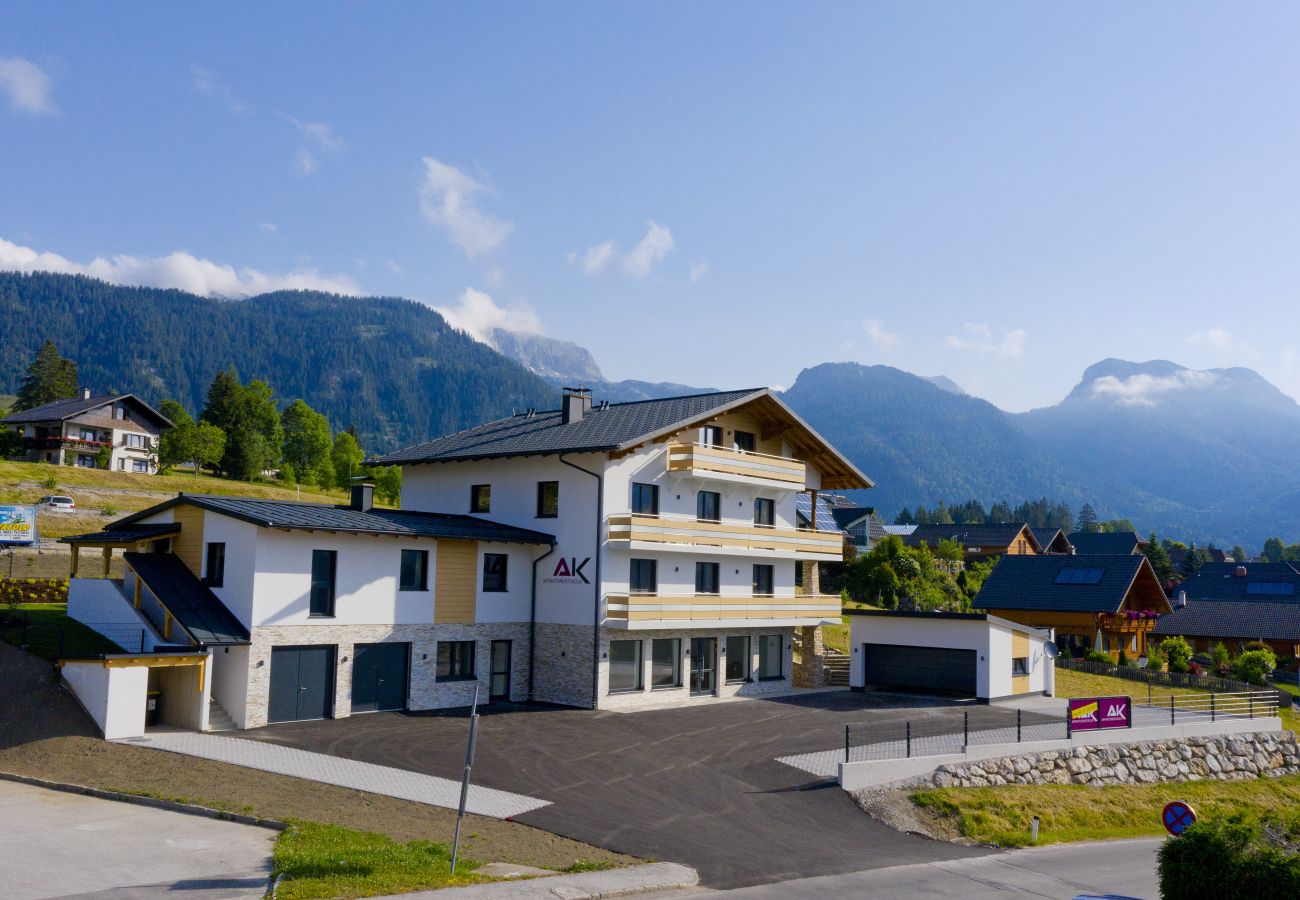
[{"x1": 3, "y1": 3, "x2": 1299, "y2": 411}]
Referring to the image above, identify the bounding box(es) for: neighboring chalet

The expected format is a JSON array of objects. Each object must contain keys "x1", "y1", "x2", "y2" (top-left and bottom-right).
[
  {"x1": 1167, "y1": 546, "x2": 1233, "y2": 569},
  {"x1": 1066, "y1": 530, "x2": 1145, "y2": 555},
  {"x1": 1153, "y1": 563, "x2": 1300, "y2": 659},
  {"x1": 796, "y1": 493, "x2": 887, "y2": 554},
  {"x1": 973, "y1": 554, "x2": 1172, "y2": 658},
  {"x1": 902, "y1": 523, "x2": 1041, "y2": 560},
  {"x1": 2, "y1": 390, "x2": 171, "y2": 473},
  {"x1": 1031, "y1": 528, "x2": 1073, "y2": 554}
]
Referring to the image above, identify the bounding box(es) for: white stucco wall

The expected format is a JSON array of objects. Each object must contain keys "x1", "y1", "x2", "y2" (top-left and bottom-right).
[
  {"x1": 67, "y1": 577, "x2": 166, "y2": 651},
  {"x1": 202, "y1": 513, "x2": 260, "y2": 629},
  {"x1": 62, "y1": 662, "x2": 150, "y2": 739},
  {"x1": 210, "y1": 644, "x2": 251, "y2": 728}
]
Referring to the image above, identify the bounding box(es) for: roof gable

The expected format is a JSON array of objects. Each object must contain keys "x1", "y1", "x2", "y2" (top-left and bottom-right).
[
  {"x1": 973, "y1": 553, "x2": 1171, "y2": 614},
  {"x1": 1066, "y1": 531, "x2": 1144, "y2": 555},
  {"x1": 2, "y1": 393, "x2": 172, "y2": 429},
  {"x1": 903, "y1": 523, "x2": 1039, "y2": 551}
]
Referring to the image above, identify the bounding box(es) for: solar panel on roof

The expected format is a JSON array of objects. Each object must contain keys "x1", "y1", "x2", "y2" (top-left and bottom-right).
[
  {"x1": 1246, "y1": 581, "x2": 1296, "y2": 596},
  {"x1": 1054, "y1": 567, "x2": 1105, "y2": 585}
]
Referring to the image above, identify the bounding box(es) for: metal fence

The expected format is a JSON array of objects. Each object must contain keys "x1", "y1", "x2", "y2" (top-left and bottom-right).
[
  {"x1": 845, "y1": 705, "x2": 1067, "y2": 762},
  {"x1": 1056, "y1": 657, "x2": 1257, "y2": 694},
  {"x1": 1140, "y1": 691, "x2": 1279, "y2": 725}
]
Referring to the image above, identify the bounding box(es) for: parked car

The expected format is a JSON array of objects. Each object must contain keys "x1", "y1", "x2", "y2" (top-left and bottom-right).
[{"x1": 37, "y1": 495, "x2": 76, "y2": 510}]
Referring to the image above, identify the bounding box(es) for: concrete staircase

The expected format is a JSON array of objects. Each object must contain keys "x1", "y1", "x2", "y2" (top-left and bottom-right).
[
  {"x1": 823, "y1": 650, "x2": 850, "y2": 687},
  {"x1": 206, "y1": 698, "x2": 237, "y2": 732}
]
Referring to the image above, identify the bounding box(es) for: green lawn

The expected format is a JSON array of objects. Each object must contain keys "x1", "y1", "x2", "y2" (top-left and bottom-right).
[
  {"x1": 273, "y1": 821, "x2": 493, "y2": 899},
  {"x1": 0, "y1": 602, "x2": 121, "y2": 660}
]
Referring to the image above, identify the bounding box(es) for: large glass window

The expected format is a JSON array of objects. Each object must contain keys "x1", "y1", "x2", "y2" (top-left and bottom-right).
[
  {"x1": 400, "y1": 549, "x2": 429, "y2": 591},
  {"x1": 609, "y1": 640, "x2": 643, "y2": 692},
  {"x1": 437, "y1": 641, "x2": 476, "y2": 681},
  {"x1": 483, "y1": 553, "x2": 508, "y2": 592},
  {"x1": 631, "y1": 482, "x2": 659, "y2": 515},
  {"x1": 696, "y1": 490, "x2": 721, "y2": 522},
  {"x1": 651, "y1": 638, "x2": 681, "y2": 688},
  {"x1": 205, "y1": 542, "x2": 226, "y2": 588},
  {"x1": 310, "y1": 549, "x2": 337, "y2": 617},
  {"x1": 754, "y1": 498, "x2": 775, "y2": 526},
  {"x1": 702, "y1": 425, "x2": 724, "y2": 447},
  {"x1": 734, "y1": 430, "x2": 756, "y2": 453},
  {"x1": 470, "y1": 484, "x2": 491, "y2": 513},
  {"x1": 125, "y1": 433, "x2": 147, "y2": 449},
  {"x1": 752, "y1": 564, "x2": 774, "y2": 596},
  {"x1": 695, "y1": 561, "x2": 720, "y2": 594},
  {"x1": 725, "y1": 635, "x2": 751, "y2": 682},
  {"x1": 629, "y1": 558, "x2": 657, "y2": 593},
  {"x1": 758, "y1": 634, "x2": 783, "y2": 680},
  {"x1": 536, "y1": 481, "x2": 559, "y2": 518}
]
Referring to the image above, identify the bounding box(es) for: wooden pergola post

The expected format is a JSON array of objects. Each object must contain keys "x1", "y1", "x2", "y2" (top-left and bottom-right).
[
  {"x1": 70, "y1": 544, "x2": 80, "y2": 579},
  {"x1": 101, "y1": 546, "x2": 113, "y2": 579}
]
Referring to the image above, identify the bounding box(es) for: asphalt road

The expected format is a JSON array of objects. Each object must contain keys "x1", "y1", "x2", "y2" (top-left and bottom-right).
[
  {"x1": 0, "y1": 780, "x2": 276, "y2": 899},
  {"x1": 245, "y1": 690, "x2": 989, "y2": 889}
]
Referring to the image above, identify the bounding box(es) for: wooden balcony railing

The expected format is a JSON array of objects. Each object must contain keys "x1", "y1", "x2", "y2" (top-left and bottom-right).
[
  {"x1": 605, "y1": 592, "x2": 842, "y2": 625},
  {"x1": 666, "y1": 442, "x2": 807, "y2": 488},
  {"x1": 607, "y1": 513, "x2": 844, "y2": 560}
]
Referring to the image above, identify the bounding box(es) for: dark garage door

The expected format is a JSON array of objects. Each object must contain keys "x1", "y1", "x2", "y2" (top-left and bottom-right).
[
  {"x1": 269, "y1": 645, "x2": 336, "y2": 723},
  {"x1": 862, "y1": 643, "x2": 976, "y2": 695},
  {"x1": 352, "y1": 642, "x2": 410, "y2": 713}
]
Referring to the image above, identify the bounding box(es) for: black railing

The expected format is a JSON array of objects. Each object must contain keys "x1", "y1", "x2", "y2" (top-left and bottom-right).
[
  {"x1": 844, "y1": 705, "x2": 1068, "y2": 762},
  {"x1": 1056, "y1": 657, "x2": 1259, "y2": 694}
]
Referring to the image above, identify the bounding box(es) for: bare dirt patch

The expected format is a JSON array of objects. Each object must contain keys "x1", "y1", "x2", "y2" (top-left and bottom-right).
[
  {"x1": 850, "y1": 788, "x2": 966, "y2": 843},
  {"x1": 0, "y1": 642, "x2": 634, "y2": 871}
]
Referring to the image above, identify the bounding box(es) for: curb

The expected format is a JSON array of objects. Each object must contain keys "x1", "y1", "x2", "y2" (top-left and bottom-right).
[
  {"x1": 0, "y1": 770, "x2": 287, "y2": 831},
  {"x1": 384, "y1": 862, "x2": 700, "y2": 898}
]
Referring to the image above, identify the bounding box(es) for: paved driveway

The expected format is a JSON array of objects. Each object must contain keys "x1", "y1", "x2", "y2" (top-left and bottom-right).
[{"x1": 244, "y1": 690, "x2": 987, "y2": 889}]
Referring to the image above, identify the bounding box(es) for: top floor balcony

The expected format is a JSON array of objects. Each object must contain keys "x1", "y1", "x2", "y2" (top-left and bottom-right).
[
  {"x1": 666, "y1": 442, "x2": 807, "y2": 490},
  {"x1": 607, "y1": 512, "x2": 844, "y2": 561}
]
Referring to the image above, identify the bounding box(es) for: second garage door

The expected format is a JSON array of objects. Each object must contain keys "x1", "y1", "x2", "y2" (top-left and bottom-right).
[
  {"x1": 268, "y1": 645, "x2": 336, "y2": 723},
  {"x1": 351, "y1": 642, "x2": 409, "y2": 713},
  {"x1": 861, "y1": 643, "x2": 976, "y2": 695}
]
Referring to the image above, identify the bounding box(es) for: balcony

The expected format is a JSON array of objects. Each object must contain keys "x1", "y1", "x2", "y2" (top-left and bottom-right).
[
  {"x1": 1098, "y1": 612, "x2": 1160, "y2": 634},
  {"x1": 666, "y1": 442, "x2": 807, "y2": 489},
  {"x1": 605, "y1": 592, "x2": 842, "y2": 628},
  {"x1": 607, "y1": 513, "x2": 844, "y2": 561}
]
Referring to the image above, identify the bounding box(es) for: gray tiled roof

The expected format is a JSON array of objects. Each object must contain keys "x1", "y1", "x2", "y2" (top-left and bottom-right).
[
  {"x1": 124, "y1": 551, "x2": 250, "y2": 646},
  {"x1": 1153, "y1": 598, "x2": 1300, "y2": 642},
  {"x1": 112, "y1": 495, "x2": 555, "y2": 545},
  {"x1": 903, "y1": 523, "x2": 1036, "y2": 550},
  {"x1": 60, "y1": 523, "x2": 180, "y2": 545},
  {"x1": 1, "y1": 393, "x2": 171, "y2": 427},
  {"x1": 371, "y1": 389, "x2": 767, "y2": 464},
  {"x1": 1031, "y1": 528, "x2": 1068, "y2": 551},
  {"x1": 1174, "y1": 566, "x2": 1300, "y2": 601},
  {"x1": 1066, "y1": 531, "x2": 1143, "y2": 555},
  {"x1": 973, "y1": 554, "x2": 1152, "y2": 614}
]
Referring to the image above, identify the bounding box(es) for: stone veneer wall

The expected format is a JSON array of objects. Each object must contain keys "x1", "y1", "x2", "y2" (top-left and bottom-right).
[
  {"x1": 931, "y1": 731, "x2": 1300, "y2": 788},
  {"x1": 530, "y1": 622, "x2": 596, "y2": 708},
  {"x1": 598, "y1": 626, "x2": 795, "y2": 711},
  {"x1": 238, "y1": 622, "x2": 531, "y2": 729}
]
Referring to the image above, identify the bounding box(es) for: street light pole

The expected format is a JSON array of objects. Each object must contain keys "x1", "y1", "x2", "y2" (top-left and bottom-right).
[{"x1": 450, "y1": 684, "x2": 481, "y2": 876}]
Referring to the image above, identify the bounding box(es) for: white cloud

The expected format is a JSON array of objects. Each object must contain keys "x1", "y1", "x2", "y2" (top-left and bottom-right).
[
  {"x1": 418, "y1": 157, "x2": 512, "y2": 258},
  {"x1": 384, "y1": 259, "x2": 402, "y2": 274},
  {"x1": 258, "y1": 222, "x2": 278, "y2": 234},
  {"x1": 622, "y1": 221, "x2": 674, "y2": 278},
  {"x1": 863, "y1": 318, "x2": 899, "y2": 350},
  {"x1": 0, "y1": 57, "x2": 55, "y2": 115},
  {"x1": 1188, "y1": 327, "x2": 1232, "y2": 349},
  {"x1": 284, "y1": 116, "x2": 344, "y2": 176},
  {"x1": 294, "y1": 149, "x2": 318, "y2": 175},
  {"x1": 579, "y1": 240, "x2": 616, "y2": 275},
  {"x1": 0, "y1": 236, "x2": 360, "y2": 298},
  {"x1": 190, "y1": 64, "x2": 248, "y2": 114},
  {"x1": 434, "y1": 287, "x2": 540, "y2": 344},
  {"x1": 689, "y1": 261, "x2": 710, "y2": 283},
  {"x1": 946, "y1": 322, "x2": 1027, "y2": 360},
  {"x1": 1090, "y1": 369, "x2": 1220, "y2": 407},
  {"x1": 483, "y1": 267, "x2": 507, "y2": 289}
]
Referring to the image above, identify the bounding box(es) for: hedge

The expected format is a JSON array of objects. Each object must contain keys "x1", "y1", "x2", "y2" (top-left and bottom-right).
[{"x1": 1159, "y1": 815, "x2": 1300, "y2": 898}]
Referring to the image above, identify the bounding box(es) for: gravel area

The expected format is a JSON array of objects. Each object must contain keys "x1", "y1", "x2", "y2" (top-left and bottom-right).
[{"x1": 849, "y1": 788, "x2": 964, "y2": 844}]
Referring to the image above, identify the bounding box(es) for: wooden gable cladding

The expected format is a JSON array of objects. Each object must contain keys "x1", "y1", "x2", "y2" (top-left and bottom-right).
[
  {"x1": 170, "y1": 504, "x2": 205, "y2": 577},
  {"x1": 1123, "y1": 559, "x2": 1174, "y2": 614},
  {"x1": 435, "y1": 539, "x2": 478, "y2": 624},
  {"x1": 1011, "y1": 631, "x2": 1030, "y2": 658}
]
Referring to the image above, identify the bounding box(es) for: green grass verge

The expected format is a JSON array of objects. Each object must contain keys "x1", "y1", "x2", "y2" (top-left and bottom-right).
[
  {"x1": 1057, "y1": 668, "x2": 1300, "y2": 731},
  {"x1": 913, "y1": 773, "x2": 1300, "y2": 847},
  {"x1": 0, "y1": 604, "x2": 121, "y2": 659},
  {"x1": 272, "y1": 821, "x2": 491, "y2": 899}
]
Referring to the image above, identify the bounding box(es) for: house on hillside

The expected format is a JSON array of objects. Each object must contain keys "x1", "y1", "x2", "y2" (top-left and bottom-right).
[
  {"x1": 1066, "y1": 530, "x2": 1145, "y2": 555},
  {"x1": 1153, "y1": 563, "x2": 1300, "y2": 658},
  {"x1": 1167, "y1": 546, "x2": 1233, "y2": 569},
  {"x1": 973, "y1": 554, "x2": 1172, "y2": 658},
  {"x1": 902, "y1": 523, "x2": 1041, "y2": 559},
  {"x1": 2, "y1": 390, "x2": 171, "y2": 473},
  {"x1": 1031, "y1": 528, "x2": 1073, "y2": 554}
]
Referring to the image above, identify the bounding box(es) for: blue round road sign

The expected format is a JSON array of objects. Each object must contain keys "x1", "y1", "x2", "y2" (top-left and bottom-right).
[{"x1": 1162, "y1": 801, "x2": 1197, "y2": 836}]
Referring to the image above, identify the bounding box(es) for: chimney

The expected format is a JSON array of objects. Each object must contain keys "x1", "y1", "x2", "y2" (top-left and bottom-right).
[
  {"x1": 350, "y1": 479, "x2": 374, "y2": 513},
  {"x1": 82, "y1": 387, "x2": 91, "y2": 400},
  {"x1": 1177, "y1": 590, "x2": 1187, "y2": 608},
  {"x1": 560, "y1": 387, "x2": 592, "y2": 424},
  {"x1": 1235, "y1": 565, "x2": 1248, "y2": 578}
]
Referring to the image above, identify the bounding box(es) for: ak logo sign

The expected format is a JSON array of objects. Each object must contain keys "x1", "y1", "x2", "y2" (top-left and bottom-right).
[{"x1": 544, "y1": 556, "x2": 591, "y2": 585}]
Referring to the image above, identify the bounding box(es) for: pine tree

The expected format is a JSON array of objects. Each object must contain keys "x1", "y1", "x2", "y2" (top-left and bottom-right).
[
  {"x1": 1076, "y1": 503, "x2": 1100, "y2": 533},
  {"x1": 14, "y1": 340, "x2": 79, "y2": 411},
  {"x1": 895, "y1": 507, "x2": 914, "y2": 525},
  {"x1": 1231, "y1": 545, "x2": 1247, "y2": 563},
  {"x1": 1143, "y1": 531, "x2": 1174, "y2": 583}
]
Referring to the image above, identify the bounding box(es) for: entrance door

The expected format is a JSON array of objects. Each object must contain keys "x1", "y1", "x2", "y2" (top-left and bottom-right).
[
  {"x1": 690, "y1": 637, "x2": 716, "y2": 695},
  {"x1": 489, "y1": 640, "x2": 512, "y2": 701},
  {"x1": 351, "y1": 642, "x2": 409, "y2": 713},
  {"x1": 268, "y1": 645, "x2": 335, "y2": 723}
]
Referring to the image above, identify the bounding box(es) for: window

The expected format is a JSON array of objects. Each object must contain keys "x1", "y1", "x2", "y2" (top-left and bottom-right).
[
  {"x1": 113, "y1": 405, "x2": 127, "y2": 421},
  {"x1": 205, "y1": 542, "x2": 226, "y2": 588},
  {"x1": 437, "y1": 641, "x2": 476, "y2": 681},
  {"x1": 1012, "y1": 657, "x2": 1029, "y2": 676},
  {"x1": 695, "y1": 561, "x2": 720, "y2": 594},
  {"x1": 80, "y1": 429, "x2": 95, "y2": 441},
  {"x1": 734, "y1": 430, "x2": 756, "y2": 453},
  {"x1": 651, "y1": 638, "x2": 680, "y2": 688},
  {"x1": 629, "y1": 558, "x2": 657, "y2": 594},
  {"x1": 310, "y1": 549, "x2": 337, "y2": 617},
  {"x1": 754, "y1": 498, "x2": 775, "y2": 527},
  {"x1": 1053, "y1": 567, "x2": 1105, "y2": 585},
  {"x1": 131, "y1": 459, "x2": 149, "y2": 473},
  {"x1": 631, "y1": 482, "x2": 659, "y2": 515},
  {"x1": 470, "y1": 484, "x2": 491, "y2": 513},
  {"x1": 725, "y1": 635, "x2": 751, "y2": 682},
  {"x1": 400, "y1": 549, "x2": 429, "y2": 591},
  {"x1": 609, "y1": 640, "x2": 643, "y2": 692},
  {"x1": 536, "y1": 481, "x2": 559, "y2": 518},
  {"x1": 696, "y1": 490, "x2": 721, "y2": 522},
  {"x1": 702, "y1": 425, "x2": 724, "y2": 447},
  {"x1": 1247, "y1": 581, "x2": 1296, "y2": 596},
  {"x1": 758, "y1": 634, "x2": 783, "y2": 680},
  {"x1": 125, "y1": 433, "x2": 147, "y2": 449},
  {"x1": 752, "y1": 564, "x2": 774, "y2": 596},
  {"x1": 483, "y1": 553, "x2": 508, "y2": 592}
]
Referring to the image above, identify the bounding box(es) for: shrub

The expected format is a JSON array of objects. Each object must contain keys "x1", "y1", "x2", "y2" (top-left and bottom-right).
[
  {"x1": 1244, "y1": 640, "x2": 1273, "y2": 655},
  {"x1": 1146, "y1": 645, "x2": 1167, "y2": 671},
  {"x1": 1161, "y1": 636, "x2": 1194, "y2": 674},
  {"x1": 1212, "y1": 642, "x2": 1231, "y2": 670},
  {"x1": 1232, "y1": 648, "x2": 1277, "y2": 686},
  {"x1": 1158, "y1": 815, "x2": 1300, "y2": 897},
  {"x1": 1085, "y1": 649, "x2": 1112, "y2": 664},
  {"x1": 41, "y1": 470, "x2": 58, "y2": 490},
  {"x1": 1188, "y1": 661, "x2": 1204, "y2": 677},
  {"x1": 0, "y1": 577, "x2": 68, "y2": 607},
  {"x1": 1117, "y1": 649, "x2": 1128, "y2": 667}
]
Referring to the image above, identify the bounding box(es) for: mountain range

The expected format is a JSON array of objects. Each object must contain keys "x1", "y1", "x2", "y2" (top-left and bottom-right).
[{"x1": 2, "y1": 271, "x2": 1297, "y2": 548}]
